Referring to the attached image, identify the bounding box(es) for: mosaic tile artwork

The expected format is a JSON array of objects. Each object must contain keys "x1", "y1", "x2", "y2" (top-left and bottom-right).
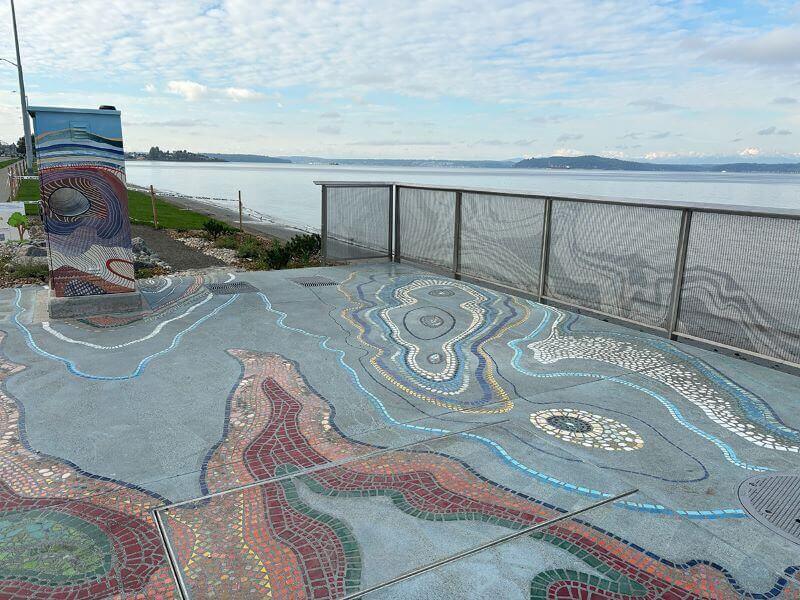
[
  {"x1": 0, "y1": 333, "x2": 178, "y2": 598},
  {"x1": 529, "y1": 408, "x2": 645, "y2": 451},
  {"x1": 161, "y1": 350, "x2": 800, "y2": 599},
  {"x1": 1, "y1": 264, "x2": 799, "y2": 598},
  {"x1": 30, "y1": 108, "x2": 136, "y2": 297}
]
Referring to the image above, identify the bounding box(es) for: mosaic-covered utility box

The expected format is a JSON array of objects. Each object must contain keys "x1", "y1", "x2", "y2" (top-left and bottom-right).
[{"x1": 29, "y1": 106, "x2": 140, "y2": 315}]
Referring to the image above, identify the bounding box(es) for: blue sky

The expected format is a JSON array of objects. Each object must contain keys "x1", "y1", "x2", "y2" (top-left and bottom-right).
[{"x1": 1, "y1": 0, "x2": 799, "y2": 161}]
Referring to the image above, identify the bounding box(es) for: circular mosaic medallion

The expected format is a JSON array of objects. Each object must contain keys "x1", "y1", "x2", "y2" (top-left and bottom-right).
[
  {"x1": 530, "y1": 408, "x2": 644, "y2": 451},
  {"x1": 420, "y1": 314, "x2": 445, "y2": 328},
  {"x1": 428, "y1": 288, "x2": 455, "y2": 297}
]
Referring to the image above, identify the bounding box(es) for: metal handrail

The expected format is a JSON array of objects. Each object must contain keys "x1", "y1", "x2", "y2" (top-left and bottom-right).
[
  {"x1": 315, "y1": 180, "x2": 800, "y2": 373},
  {"x1": 314, "y1": 180, "x2": 800, "y2": 219}
]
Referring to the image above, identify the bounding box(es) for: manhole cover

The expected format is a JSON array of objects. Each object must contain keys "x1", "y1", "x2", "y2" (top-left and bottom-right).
[
  {"x1": 738, "y1": 473, "x2": 800, "y2": 545},
  {"x1": 205, "y1": 282, "x2": 260, "y2": 295},
  {"x1": 289, "y1": 276, "x2": 340, "y2": 287}
]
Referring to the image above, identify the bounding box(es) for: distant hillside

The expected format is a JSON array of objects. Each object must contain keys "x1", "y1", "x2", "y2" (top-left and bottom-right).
[
  {"x1": 206, "y1": 153, "x2": 291, "y2": 163},
  {"x1": 514, "y1": 154, "x2": 800, "y2": 174}
]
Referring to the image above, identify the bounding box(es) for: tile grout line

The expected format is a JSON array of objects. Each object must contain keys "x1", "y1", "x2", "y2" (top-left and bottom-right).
[{"x1": 339, "y1": 487, "x2": 639, "y2": 600}]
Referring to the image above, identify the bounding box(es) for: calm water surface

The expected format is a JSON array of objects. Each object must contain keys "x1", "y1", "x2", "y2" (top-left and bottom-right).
[{"x1": 125, "y1": 161, "x2": 800, "y2": 230}]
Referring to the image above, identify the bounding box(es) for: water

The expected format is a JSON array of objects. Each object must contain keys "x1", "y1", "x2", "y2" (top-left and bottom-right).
[{"x1": 125, "y1": 161, "x2": 800, "y2": 230}]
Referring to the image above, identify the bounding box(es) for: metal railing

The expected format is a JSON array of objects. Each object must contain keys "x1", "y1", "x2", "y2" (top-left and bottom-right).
[{"x1": 315, "y1": 180, "x2": 800, "y2": 372}]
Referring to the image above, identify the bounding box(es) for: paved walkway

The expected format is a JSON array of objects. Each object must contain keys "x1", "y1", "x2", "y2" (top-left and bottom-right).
[
  {"x1": 0, "y1": 162, "x2": 15, "y2": 202},
  {"x1": 0, "y1": 261, "x2": 798, "y2": 598}
]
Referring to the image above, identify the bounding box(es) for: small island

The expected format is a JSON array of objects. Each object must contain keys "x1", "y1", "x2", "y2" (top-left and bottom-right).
[{"x1": 126, "y1": 147, "x2": 227, "y2": 162}]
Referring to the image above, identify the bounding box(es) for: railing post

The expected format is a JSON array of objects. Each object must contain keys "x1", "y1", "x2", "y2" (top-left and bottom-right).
[
  {"x1": 321, "y1": 184, "x2": 328, "y2": 265},
  {"x1": 538, "y1": 197, "x2": 553, "y2": 302},
  {"x1": 453, "y1": 190, "x2": 462, "y2": 279},
  {"x1": 387, "y1": 185, "x2": 394, "y2": 260},
  {"x1": 667, "y1": 208, "x2": 692, "y2": 339},
  {"x1": 394, "y1": 186, "x2": 401, "y2": 263}
]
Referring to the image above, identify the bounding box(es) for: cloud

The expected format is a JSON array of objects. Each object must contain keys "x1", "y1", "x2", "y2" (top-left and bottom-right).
[
  {"x1": 167, "y1": 80, "x2": 208, "y2": 101},
  {"x1": 556, "y1": 133, "x2": 583, "y2": 142},
  {"x1": 225, "y1": 87, "x2": 264, "y2": 102},
  {"x1": 129, "y1": 118, "x2": 206, "y2": 127},
  {"x1": 551, "y1": 148, "x2": 583, "y2": 157},
  {"x1": 4, "y1": 1, "x2": 800, "y2": 158},
  {"x1": 166, "y1": 81, "x2": 262, "y2": 102},
  {"x1": 772, "y1": 96, "x2": 798, "y2": 105},
  {"x1": 628, "y1": 98, "x2": 682, "y2": 112},
  {"x1": 649, "y1": 131, "x2": 671, "y2": 139},
  {"x1": 739, "y1": 147, "x2": 760, "y2": 156},
  {"x1": 704, "y1": 27, "x2": 800, "y2": 66},
  {"x1": 757, "y1": 126, "x2": 792, "y2": 135},
  {"x1": 348, "y1": 140, "x2": 450, "y2": 146},
  {"x1": 317, "y1": 125, "x2": 341, "y2": 135},
  {"x1": 477, "y1": 139, "x2": 536, "y2": 146},
  {"x1": 320, "y1": 112, "x2": 342, "y2": 119}
]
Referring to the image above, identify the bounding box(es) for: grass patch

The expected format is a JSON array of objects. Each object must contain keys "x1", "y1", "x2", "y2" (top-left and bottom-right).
[
  {"x1": 13, "y1": 178, "x2": 210, "y2": 230},
  {"x1": 127, "y1": 188, "x2": 209, "y2": 230},
  {"x1": 0, "y1": 159, "x2": 20, "y2": 170},
  {"x1": 17, "y1": 179, "x2": 40, "y2": 203}
]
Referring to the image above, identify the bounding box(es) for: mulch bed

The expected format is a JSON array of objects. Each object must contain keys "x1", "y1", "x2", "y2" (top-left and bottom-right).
[{"x1": 130, "y1": 224, "x2": 226, "y2": 270}]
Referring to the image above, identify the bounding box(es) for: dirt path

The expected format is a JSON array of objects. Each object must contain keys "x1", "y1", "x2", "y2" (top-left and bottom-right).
[{"x1": 131, "y1": 224, "x2": 226, "y2": 270}]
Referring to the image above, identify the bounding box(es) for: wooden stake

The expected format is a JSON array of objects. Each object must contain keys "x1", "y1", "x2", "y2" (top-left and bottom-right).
[
  {"x1": 238, "y1": 190, "x2": 243, "y2": 230},
  {"x1": 149, "y1": 185, "x2": 159, "y2": 229}
]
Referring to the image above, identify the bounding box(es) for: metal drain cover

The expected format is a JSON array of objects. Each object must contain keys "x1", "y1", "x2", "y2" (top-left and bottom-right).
[
  {"x1": 738, "y1": 473, "x2": 800, "y2": 545},
  {"x1": 205, "y1": 281, "x2": 260, "y2": 294},
  {"x1": 289, "y1": 276, "x2": 340, "y2": 287}
]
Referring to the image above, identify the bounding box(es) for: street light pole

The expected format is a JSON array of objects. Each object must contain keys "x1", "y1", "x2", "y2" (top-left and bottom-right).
[{"x1": 10, "y1": 0, "x2": 33, "y2": 173}]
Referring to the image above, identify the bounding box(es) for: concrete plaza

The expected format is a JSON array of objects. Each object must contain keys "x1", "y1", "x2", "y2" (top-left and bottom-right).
[{"x1": 0, "y1": 261, "x2": 797, "y2": 598}]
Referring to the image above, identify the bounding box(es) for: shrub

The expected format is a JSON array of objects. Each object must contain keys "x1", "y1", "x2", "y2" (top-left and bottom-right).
[
  {"x1": 285, "y1": 233, "x2": 321, "y2": 262},
  {"x1": 215, "y1": 235, "x2": 238, "y2": 250},
  {"x1": 10, "y1": 262, "x2": 48, "y2": 280},
  {"x1": 236, "y1": 237, "x2": 262, "y2": 259},
  {"x1": 202, "y1": 218, "x2": 233, "y2": 240},
  {"x1": 263, "y1": 242, "x2": 291, "y2": 270}
]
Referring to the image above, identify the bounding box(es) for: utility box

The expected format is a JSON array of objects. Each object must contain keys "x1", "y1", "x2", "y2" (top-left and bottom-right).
[{"x1": 28, "y1": 106, "x2": 142, "y2": 317}]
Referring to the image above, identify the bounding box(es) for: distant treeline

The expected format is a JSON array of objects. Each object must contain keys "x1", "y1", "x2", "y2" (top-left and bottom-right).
[
  {"x1": 124, "y1": 149, "x2": 800, "y2": 173},
  {"x1": 513, "y1": 154, "x2": 800, "y2": 174}
]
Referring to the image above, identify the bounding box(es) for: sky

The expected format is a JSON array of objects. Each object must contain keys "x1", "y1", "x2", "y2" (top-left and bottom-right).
[{"x1": 1, "y1": 0, "x2": 799, "y2": 161}]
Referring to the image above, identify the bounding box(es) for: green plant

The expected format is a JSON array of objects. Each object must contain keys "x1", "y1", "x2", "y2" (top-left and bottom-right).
[
  {"x1": 203, "y1": 218, "x2": 234, "y2": 240},
  {"x1": 236, "y1": 237, "x2": 262, "y2": 259},
  {"x1": 9, "y1": 262, "x2": 48, "y2": 280},
  {"x1": 7, "y1": 212, "x2": 28, "y2": 241},
  {"x1": 215, "y1": 235, "x2": 238, "y2": 250},
  {"x1": 263, "y1": 242, "x2": 291, "y2": 270},
  {"x1": 285, "y1": 233, "x2": 321, "y2": 261}
]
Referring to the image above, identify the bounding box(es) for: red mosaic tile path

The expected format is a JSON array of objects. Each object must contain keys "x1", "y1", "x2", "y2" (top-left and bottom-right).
[
  {"x1": 0, "y1": 333, "x2": 178, "y2": 599},
  {"x1": 163, "y1": 350, "x2": 800, "y2": 599}
]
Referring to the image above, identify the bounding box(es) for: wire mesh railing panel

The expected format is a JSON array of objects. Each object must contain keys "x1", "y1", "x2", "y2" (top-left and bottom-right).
[
  {"x1": 460, "y1": 193, "x2": 544, "y2": 291},
  {"x1": 398, "y1": 187, "x2": 455, "y2": 269},
  {"x1": 326, "y1": 186, "x2": 391, "y2": 260},
  {"x1": 545, "y1": 200, "x2": 682, "y2": 328},
  {"x1": 677, "y1": 212, "x2": 800, "y2": 363}
]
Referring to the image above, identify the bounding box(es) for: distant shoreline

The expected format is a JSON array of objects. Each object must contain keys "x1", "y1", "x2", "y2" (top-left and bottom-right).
[
  {"x1": 127, "y1": 153, "x2": 800, "y2": 174},
  {"x1": 127, "y1": 184, "x2": 313, "y2": 241}
]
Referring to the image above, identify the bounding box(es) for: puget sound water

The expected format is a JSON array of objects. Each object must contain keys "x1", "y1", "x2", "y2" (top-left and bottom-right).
[{"x1": 125, "y1": 161, "x2": 800, "y2": 231}]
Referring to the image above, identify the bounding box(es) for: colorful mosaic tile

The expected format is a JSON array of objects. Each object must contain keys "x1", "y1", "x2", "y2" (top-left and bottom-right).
[
  {"x1": 530, "y1": 408, "x2": 645, "y2": 451},
  {"x1": 0, "y1": 333, "x2": 178, "y2": 599},
  {"x1": 161, "y1": 350, "x2": 800, "y2": 599}
]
